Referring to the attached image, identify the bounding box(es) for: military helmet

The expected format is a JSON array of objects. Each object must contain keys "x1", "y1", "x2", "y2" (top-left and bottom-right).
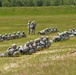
[
  {"x1": 69, "y1": 29, "x2": 72, "y2": 31},
  {"x1": 37, "y1": 38, "x2": 40, "y2": 41},
  {"x1": 9, "y1": 33, "x2": 11, "y2": 35},
  {"x1": 41, "y1": 36, "x2": 44, "y2": 39},
  {"x1": 45, "y1": 28, "x2": 48, "y2": 30},
  {"x1": 26, "y1": 42, "x2": 29, "y2": 46},
  {"x1": 12, "y1": 44, "x2": 16, "y2": 49},
  {"x1": 43, "y1": 38, "x2": 46, "y2": 41},
  {"x1": 30, "y1": 40, "x2": 34, "y2": 43},
  {"x1": 18, "y1": 31, "x2": 20, "y2": 34},
  {"x1": 46, "y1": 36, "x2": 49, "y2": 40}
]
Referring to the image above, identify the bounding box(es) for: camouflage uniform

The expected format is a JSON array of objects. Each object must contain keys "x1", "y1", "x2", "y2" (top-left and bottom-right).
[
  {"x1": 21, "y1": 31, "x2": 26, "y2": 37},
  {"x1": 31, "y1": 21, "x2": 36, "y2": 34},
  {"x1": 27, "y1": 20, "x2": 31, "y2": 34},
  {"x1": 45, "y1": 36, "x2": 51, "y2": 48},
  {"x1": 28, "y1": 40, "x2": 36, "y2": 54},
  {"x1": 0, "y1": 44, "x2": 20, "y2": 57},
  {"x1": 23, "y1": 42, "x2": 30, "y2": 54}
]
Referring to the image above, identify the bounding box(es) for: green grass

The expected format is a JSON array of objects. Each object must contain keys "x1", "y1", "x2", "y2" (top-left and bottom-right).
[
  {"x1": 0, "y1": 6, "x2": 76, "y2": 75},
  {"x1": 0, "y1": 6, "x2": 76, "y2": 16}
]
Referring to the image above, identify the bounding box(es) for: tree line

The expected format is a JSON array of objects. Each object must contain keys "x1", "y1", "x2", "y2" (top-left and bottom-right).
[{"x1": 0, "y1": 0, "x2": 76, "y2": 7}]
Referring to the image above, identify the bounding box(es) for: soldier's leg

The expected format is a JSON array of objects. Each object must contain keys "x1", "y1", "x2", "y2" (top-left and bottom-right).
[
  {"x1": 0, "y1": 52, "x2": 8, "y2": 57},
  {"x1": 31, "y1": 29, "x2": 33, "y2": 34},
  {"x1": 0, "y1": 53, "x2": 5, "y2": 57},
  {"x1": 13, "y1": 51, "x2": 21, "y2": 57},
  {"x1": 34, "y1": 29, "x2": 35, "y2": 34},
  {"x1": 28, "y1": 28, "x2": 30, "y2": 34}
]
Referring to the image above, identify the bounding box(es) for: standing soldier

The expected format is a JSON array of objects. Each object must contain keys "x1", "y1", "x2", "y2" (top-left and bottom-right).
[
  {"x1": 27, "y1": 20, "x2": 31, "y2": 34},
  {"x1": 31, "y1": 20, "x2": 36, "y2": 34}
]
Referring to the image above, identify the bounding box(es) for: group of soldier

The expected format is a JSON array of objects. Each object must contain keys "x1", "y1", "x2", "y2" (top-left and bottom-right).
[
  {"x1": 0, "y1": 31, "x2": 26, "y2": 42},
  {"x1": 53, "y1": 31, "x2": 70, "y2": 42},
  {"x1": 27, "y1": 20, "x2": 36, "y2": 34},
  {"x1": 0, "y1": 36, "x2": 51, "y2": 57},
  {"x1": 37, "y1": 27, "x2": 59, "y2": 35},
  {"x1": 68, "y1": 28, "x2": 76, "y2": 36},
  {"x1": 52, "y1": 28, "x2": 76, "y2": 42},
  {"x1": 0, "y1": 27, "x2": 76, "y2": 57}
]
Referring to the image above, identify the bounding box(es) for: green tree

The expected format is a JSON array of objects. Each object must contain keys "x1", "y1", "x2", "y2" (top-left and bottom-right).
[
  {"x1": 0, "y1": 0, "x2": 2, "y2": 7},
  {"x1": 36, "y1": 0, "x2": 43, "y2": 6},
  {"x1": 15, "y1": 0, "x2": 23, "y2": 7},
  {"x1": 73, "y1": 0, "x2": 76, "y2": 5},
  {"x1": 2, "y1": 0, "x2": 11, "y2": 7},
  {"x1": 54, "y1": 0, "x2": 61, "y2": 6},
  {"x1": 27, "y1": 0, "x2": 34, "y2": 6},
  {"x1": 43, "y1": 0, "x2": 51, "y2": 6},
  {"x1": 22, "y1": 0, "x2": 28, "y2": 6}
]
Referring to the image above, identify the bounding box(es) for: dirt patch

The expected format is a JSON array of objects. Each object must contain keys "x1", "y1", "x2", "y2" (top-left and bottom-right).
[
  {"x1": 43, "y1": 52, "x2": 76, "y2": 61},
  {"x1": 35, "y1": 49, "x2": 71, "y2": 55},
  {"x1": 35, "y1": 49, "x2": 76, "y2": 61},
  {"x1": 4, "y1": 63, "x2": 19, "y2": 71}
]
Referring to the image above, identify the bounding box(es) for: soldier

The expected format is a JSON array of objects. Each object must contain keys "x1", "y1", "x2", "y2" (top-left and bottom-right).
[
  {"x1": 54, "y1": 27, "x2": 58, "y2": 32},
  {"x1": 68, "y1": 29, "x2": 72, "y2": 35},
  {"x1": 41, "y1": 30, "x2": 46, "y2": 35},
  {"x1": 31, "y1": 21, "x2": 36, "y2": 34},
  {"x1": 27, "y1": 20, "x2": 31, "y2": 34},
  {"x1": 37, "y1": 38, "x2": 45, "y2": 51},
  {"x1": 2, "y1": 35, "x2": 6, "y2": 40},
  {"x1": 33, "y1": 39, "x2": 38, "y2": 51},
  {"x1": 45, "y1": 36, "x2": 51, "y2": 48},
  {"x1": 17, "y1": 31, "x2": 21, "y2": 38},
  {"x1": 72, "y1": 28, "x2": 75, "y2": 32},
  {"x1": 45, "y1": 28, "x2": 49, "y2": 34},
  {"x1": 40, "y1": 36, "x2": 46, "y2": 49},
  {"x1": 23, "y1": 42, "x2": 30, "y2": 55},
  {"x1": 29, "y1": 40, "x2": 36, "y2": 54},
  {"x1": 0, "y1": 44, "x2": 20, "y2": 57},
  {"x1": 73, "y1": 32, "x2": 76, "y2": 36},
  {"x1": 53, "y1": 36, "x2": 61, "y2": 42},
  {"x1": 21, "y1": 31, "x2": 26, "y2": 37},
  {"x1": 13, "y1": 32, "x2": 17, "y2": 39},
  {"x1": 51, "y1": 27, "x2": 54, "y2": 32},
  {"x1": 7, "y1": 33, "x2": 12, "y2": 40},
  {"x1": 17, "y1": 45, "x2": 24, "y2": 54},
  {"x1": 42, "y1": 38, "x2": 47, "y2": 48},
  {"x1": 0, "y1": 34, "x2": 3, "y2": 41},
  {"x1": 4, "y1": 33, "x2": 8, "y2": 40},
  {"x1": 7, "y1": 44, "x2": 20, "y2": 57}
]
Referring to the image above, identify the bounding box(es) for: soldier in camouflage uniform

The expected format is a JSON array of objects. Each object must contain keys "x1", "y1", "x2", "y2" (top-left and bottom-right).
[
  {"x1": 23, "y1": 42, "x2": 30, "y2": 55},
  {"x1": 31, "y1": 21, "x2": 36, "y2": 34},
  {"x1": 45, "y1": 36, "x2": 51, "y2": 48},
  {"x1": 27, "y1": 20, "x2": 31, "y2": 34},
  {"x1": 21, "y1": 31, "x2": 26, "y2": 37},
  {"x1": 0, "y1": 34, "x2": 3, "y2": 41},
  {"x1": 0, "y1": 44, "x2": 20, "y2": 57}
]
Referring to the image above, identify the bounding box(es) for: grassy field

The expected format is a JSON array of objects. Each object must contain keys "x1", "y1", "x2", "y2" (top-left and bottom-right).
[{"x1": 0, "y1": 6, "x2": 76, "y2": 75}]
